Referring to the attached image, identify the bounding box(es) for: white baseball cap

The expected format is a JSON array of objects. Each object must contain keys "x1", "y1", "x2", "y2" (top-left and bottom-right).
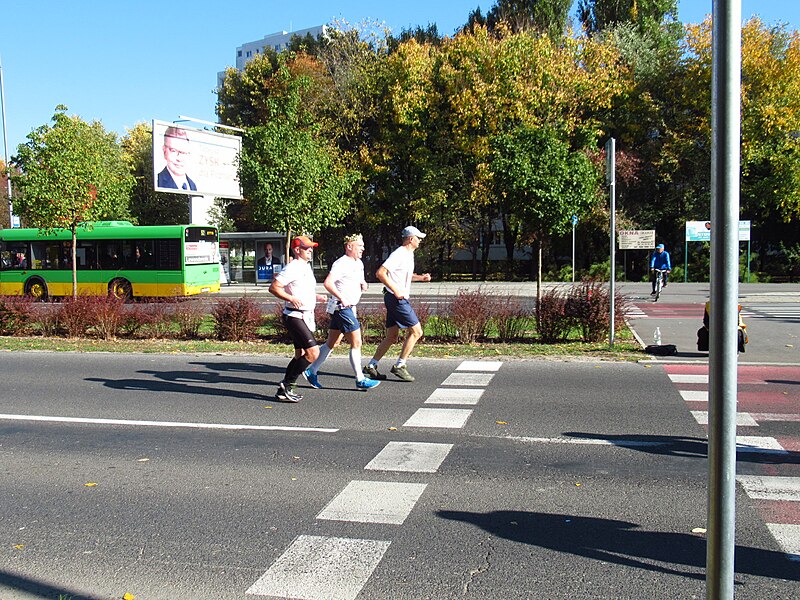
[{"x1": 401, "y1": 225, "x2": 426, "y2": 239}]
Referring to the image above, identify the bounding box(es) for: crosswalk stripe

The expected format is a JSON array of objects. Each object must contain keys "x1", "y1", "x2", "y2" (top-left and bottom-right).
[
  {"x1": 680, "y1": 390, "x2": 709, "y2": 402},
  {"x1": 440, "y1": 372, "x2": 495, "y2": 387},
  {"x1": 364, "y1": 441, "x2": 453, "y2": 473},
  {"x1": 691, "y1": 411, "x2": 758, "y2": 426},
  {"x1": 669, "y1": 374, "x2": 709, "y2": 384},
  {"x1": 425, "y1": 388, "x2": 484, "y2": 405},
  {"x1": 737, "y1": 475, "x2": 800, "y2": 502},
  {"x1": 317, "y1": 480, "x2": 427, "y2": 525},
  {"x1": 456, "y1": 360, "x2": 503, "y2": 371},
  {"x1": 765, "y1": 524, "x2": 800, "y2": 561},
  {"x1": 403, "y1": 408, "x2": 473, "y2": 429},
  {"x1": 245, "y1": 535, "x2": 390, "y2": 599},
  {"x1": 736, "y1": 436, "x2": 787, "y2": 453}
]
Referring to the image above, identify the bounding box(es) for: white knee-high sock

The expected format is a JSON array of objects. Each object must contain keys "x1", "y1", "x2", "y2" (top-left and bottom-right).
[
  {"x1": 310, "y1": 343, "x2": 333, "y2": 373},
  {"x1": 350, "y1": 347, "x2": 364, "y2": 380}
]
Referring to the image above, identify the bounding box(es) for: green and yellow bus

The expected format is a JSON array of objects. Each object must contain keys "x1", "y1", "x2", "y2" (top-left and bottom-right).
[{"x1": 0, "y1": 222, "x2": 221, "y2": 300}]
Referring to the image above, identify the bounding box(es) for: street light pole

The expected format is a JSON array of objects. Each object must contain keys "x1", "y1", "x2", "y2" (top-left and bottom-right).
[{"x1": 0, "y1": 54, "x2": 14, "y2": 228}]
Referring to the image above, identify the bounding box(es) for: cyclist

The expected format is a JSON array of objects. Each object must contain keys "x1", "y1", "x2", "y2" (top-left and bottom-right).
[{"x1": 650, "y1": 243, "x2": 671, "y2": 295}]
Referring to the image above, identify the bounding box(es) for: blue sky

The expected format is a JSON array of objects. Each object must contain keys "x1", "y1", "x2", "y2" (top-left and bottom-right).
[{"x1": 1, "y1": 0, "x2": 798, "y2": 159}]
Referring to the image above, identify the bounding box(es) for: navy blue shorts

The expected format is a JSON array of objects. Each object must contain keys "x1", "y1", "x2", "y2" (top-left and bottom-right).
[
  {"x1": 282, "y1": 314, "x2": 318, "y2": 349},
  {"x1": 384, "y1": 294, "x2": 419, "y2": 329},
  {"x1": 329, "y1": 307, "x2": 361, "y2": 333}
]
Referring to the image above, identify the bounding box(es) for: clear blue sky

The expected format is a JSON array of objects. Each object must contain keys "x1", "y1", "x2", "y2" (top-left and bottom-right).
[{"x1": 1, "y1": 0, "x2": 798, "y2": 159}]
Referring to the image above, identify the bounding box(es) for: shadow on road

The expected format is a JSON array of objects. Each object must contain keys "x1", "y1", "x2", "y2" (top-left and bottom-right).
[
  {"x1": 437, "y1": 510, "x2": 798, "y2": 582},
  {"x1": 562, "y1": 432, "x2": 800, "y2": 465},
  {"x1": 0, "y1": 569, "x2": 105, "y2": 600}
]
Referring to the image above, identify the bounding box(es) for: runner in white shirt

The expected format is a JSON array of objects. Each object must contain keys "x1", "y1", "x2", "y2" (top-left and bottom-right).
[
  {"x1": 269, "y1": 235, "x2": 326, "y2": 402},
  {"x1": 303, "y1": 233, "x2": 380, "y2": 391},
  {"x1": 364, "y1": 225, "x2": 432, "y2": 382}
]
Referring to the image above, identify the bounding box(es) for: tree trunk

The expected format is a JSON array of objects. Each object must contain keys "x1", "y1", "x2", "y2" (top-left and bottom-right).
[{"x1": 71, "y1": 228, "x2": 78, "y2": 300}]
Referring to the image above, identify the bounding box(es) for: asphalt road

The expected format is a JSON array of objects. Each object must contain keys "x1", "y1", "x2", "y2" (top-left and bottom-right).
[{"x1": 1, "y1": 352, "x2": 797, "y2": 599}]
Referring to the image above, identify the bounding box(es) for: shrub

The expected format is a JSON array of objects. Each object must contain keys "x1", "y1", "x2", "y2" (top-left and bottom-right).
[
  {"x1": 427, "y1": 314, "x2": 457, "y2": 341},
  {"x1": 565, "y1": 279, "x2": 627, "y2": 342},
  {"x1": 536, "y1": 288, "x2": 573, "y2": 343},
  {"x1": 492, "y1": 295, "x2": 530, "y2": 341},
  {"x1": 58, "y1": 296, "x2": 94, "y2": 338},
  {"x1": 212, "y1": 296, "x2": 262, "y2": 341},
  {"x1": 90, "y1": 295, "x2": 125, "y2": 340},
  {"x1": 31, "y1": 302, "x2": 61, "y2": 337},
  {"x1": 172, "y1": 299, "x2": 206, "y2": 339},
  {"x1": 447, "y1": 289, "x2": 492, "y2": 343},
  {"x1": 140, "y1": 301, "x2": 174, "y2": 339},
  {"x1": 0, "y1": 295, "x2": 35, "y2": 335},
  {"x1": 358, "y1": 304, "x2": 386, "y2": 343},
  {"x1": 120, "y1": 303, "x2": 154, "y2": 337},
  {"x1": 409, "y1": 300, "x2": 430, "y2": 335}
]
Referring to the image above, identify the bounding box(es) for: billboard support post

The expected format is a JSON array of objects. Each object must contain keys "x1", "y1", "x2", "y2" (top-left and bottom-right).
[{"x1": 605, "y1": 138, "x2": 615, "y2": 348}]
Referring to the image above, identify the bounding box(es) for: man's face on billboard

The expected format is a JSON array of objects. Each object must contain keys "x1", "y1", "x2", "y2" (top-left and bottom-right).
[
  {"x1": 163, "y1": 135, "x2": 190, "y2": 176},
  {"x1": 264, "y1": 243, "x2": 273, "y2": 257}
]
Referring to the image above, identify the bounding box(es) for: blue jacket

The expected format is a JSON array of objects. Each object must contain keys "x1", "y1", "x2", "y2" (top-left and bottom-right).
[{"x1": 650, "y1": 250, "x2": 671, "y2": 270}]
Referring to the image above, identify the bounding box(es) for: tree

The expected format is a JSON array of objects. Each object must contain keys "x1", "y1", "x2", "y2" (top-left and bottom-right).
[
  {"x1": 121, "y1": 122, "x2": 189, "y2": 226},
  {"x1": 578, "y1": 0, "x2": 680, "y2": 37},
  {"x1": 486, "y1": 0, "x2": 573, "y2": 39},
  {"x1": 10, "y1": 106, "x2": 133, "y2": 298}
]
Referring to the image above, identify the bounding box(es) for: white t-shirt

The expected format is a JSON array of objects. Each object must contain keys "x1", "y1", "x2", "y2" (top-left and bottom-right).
[
  {"x1": 275, "y1": 258, "x2": 317, "y2": 328},
  {"x1": 382, "y1": 246, "x2": 414, "y2": 298},
  {"x1": 326, "y1": 255, "x2": 366, "y2": 313}
]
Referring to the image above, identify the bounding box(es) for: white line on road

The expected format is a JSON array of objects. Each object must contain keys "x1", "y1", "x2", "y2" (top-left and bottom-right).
[
  {"x1": 737, "y1": 475, "x2": 800, "y2": 502},
  {"x1": 0, "y1": 413, "x2": 338, "y2": 433},
  {"x1": 440, "y1": 372, "x2": 495, "y2": 387},
  {"x1": 317, "y1": 480, "x2": 427, "y2": 525},
  {"x1": 766, "y1": 524, "x2": 800, "y2": 562},
  {"x1": 504, "y1": 436, "x2": 670, "y2": 447},
  {"x1": 669, "y1": 374, "x2": 709, "y2": 384},
  {"x1": 403, "y1": 408, "x2": 473, "y2": 429},
  {"x1": 691, "y1": 411, "x2": 758, "y2": 426},
  {"x1": 425, "y1": 388, "x2": 484, "y2": 405},
  {"x1": 246, "y1": 535, "x2": 390, "y2": 599},
  {"x1": 364, "y1": 441, "x2": 453, "y2": 473},
  {"x1": 736, "y1": 436, "x2": 787, "y2": 453},
  {"x1": 680, "y1": 390, "x2": 709, "y2": 402},
  {"x1": 456, "y1": 360, "x2": 503, "y2": 372}
]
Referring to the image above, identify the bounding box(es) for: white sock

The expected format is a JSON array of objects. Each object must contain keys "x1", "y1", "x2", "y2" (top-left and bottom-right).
[
  {"x1": 368, "y1": 359, "x2": 378, "y2": 369},
  {"x1": 350, "y1": 347, "x2": 364, "y2": 381},
  {"x1": 310, "y1": 343, "x2": 333, "y2": 373},
  {"x1": 395, "y1": 358, "x2": 406, "y2": 368}
]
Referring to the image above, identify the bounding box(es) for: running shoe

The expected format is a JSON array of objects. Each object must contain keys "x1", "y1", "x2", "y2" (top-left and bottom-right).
[
  {"x1": 356, "y1": 377, "x2": 381, "y2": 391},
  {"x1": 275, "y1": 381, "x2": 302, "y2": 403},
  {"x1": 303, "y1": 368, "x2": 323, "y2": 389},
  {"x1": 390, "y1": 364, "x2": 415, "y2": 382},
  {"x1": 363, "y1": 364, "x2": 387, "y2": 380}
]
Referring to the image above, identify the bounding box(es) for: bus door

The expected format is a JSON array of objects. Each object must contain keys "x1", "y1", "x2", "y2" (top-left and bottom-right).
[{"x1": 0, "y1": 241, "x2": 30, "y2": 295}]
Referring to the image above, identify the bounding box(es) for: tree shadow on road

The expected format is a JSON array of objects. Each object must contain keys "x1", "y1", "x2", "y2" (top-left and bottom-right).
[
  {"x1": 0, "y1": 569, "x2": 105, "y2": 600},
  {"x1": 437, "y1": 510, "x2": 798, "y2": 582},
  {"x1": 562, "y1": 432, "x2": 800, "y2": 465}
]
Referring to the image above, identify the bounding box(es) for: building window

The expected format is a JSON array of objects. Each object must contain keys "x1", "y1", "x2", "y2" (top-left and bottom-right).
[{"x1": 237, "y1": 50, "x2": 242, "y2": 57}]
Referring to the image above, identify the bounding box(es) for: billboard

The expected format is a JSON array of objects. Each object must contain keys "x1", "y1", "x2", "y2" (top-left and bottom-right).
[
  {"x1": 152, "y1": 119, "x2": 242, "y2": 199},
  {"x1": 618, "y1": 229, "x2": 655, "y2": 250},
  {"x1": 685, "y1": 220, "x2": 751, "y2": 242}
]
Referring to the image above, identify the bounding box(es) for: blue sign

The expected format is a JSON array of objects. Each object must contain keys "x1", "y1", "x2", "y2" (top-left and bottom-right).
[{"x1": 571, "y1": 215, "x2": 578, "y2": 227}]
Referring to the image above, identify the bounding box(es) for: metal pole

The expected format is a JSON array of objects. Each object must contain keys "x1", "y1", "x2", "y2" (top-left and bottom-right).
[
  {"x1": 572, "y1": 222, "x2": 575, "y2": 284},
  {"x1": 607, "y1": 138, "x2": 616, "y2": 347},
  {"x1": 0, "y1": 54, "x2": 14, "y2": 227},
  {"x1": 707, "y1": 1, "x2": 741, "y2": 598}
]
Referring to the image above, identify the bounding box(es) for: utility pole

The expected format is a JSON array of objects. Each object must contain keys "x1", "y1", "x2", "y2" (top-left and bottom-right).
[{"x1": 0, "y1": 54, "x2": 15, "y2": 227}]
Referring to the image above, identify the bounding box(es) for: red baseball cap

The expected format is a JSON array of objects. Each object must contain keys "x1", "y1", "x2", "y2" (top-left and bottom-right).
[{"x1": 291, "y1": 235, "x2": 318, "y2": 249}]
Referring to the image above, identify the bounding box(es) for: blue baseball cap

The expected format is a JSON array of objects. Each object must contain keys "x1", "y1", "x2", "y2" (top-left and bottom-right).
[{"x1": 656, "y1": 244, "x2": 664, "y2": 249}]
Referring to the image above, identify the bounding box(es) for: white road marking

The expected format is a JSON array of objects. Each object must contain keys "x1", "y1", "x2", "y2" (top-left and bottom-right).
[
  {"x1": 737, "y1": 475, "x2": 800, "y2": 502},
  {"x1": 691, "y1": 411, "x2": 758, "y2": 426},
  {"x1": 246, "y1": 535, "x2": 390, "y2": 599},
  {"x1": 403, "y1": 408, "x2": 473, "y2": 429},
  {"x1": 750, "y1": 413, "x2": 800, "y2": 422},
  {"x1": 506, "y1": 436, "x2": 669, "y2": 447},
  {"x1": 669, "y1": 374, "x2": 709, "y2": 384},
  {"x1": 680, "y1": 390, "x2": 709, "y2": 402},
  {"x1": 364, "y1": 441, "x2": 453, "y2": 473},
  {"x1": 425, "y1": 388, "x2": 484, "y2": 405},
  {"x1": 317, "y1": 480, "x2": 427, "y2": 525},
  {"x1": 440, "y1": 372, "x2": 495, "y2": 387},
  {"x1": 736, "y1": 436, "x2": 787, "y2": 453},
  {"x1": 766, "y1": 524, "x2": 800, "y2": 561},
  {"x1": 456, "y1": 360, "x2": 502, "y2": 372},
  {"x1": 0, "y1": 413, "x2": 338, "y2": 433}
]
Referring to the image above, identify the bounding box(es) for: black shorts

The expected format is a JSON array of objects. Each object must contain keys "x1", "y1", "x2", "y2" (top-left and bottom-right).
[{"x1": 282, "y1": 314, "x2": 318, "y2": 349}]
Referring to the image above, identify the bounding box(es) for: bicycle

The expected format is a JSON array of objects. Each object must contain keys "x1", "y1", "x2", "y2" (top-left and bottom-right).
[{"x1": 652, "y1": 268, "x2": 669, "y2": 302}]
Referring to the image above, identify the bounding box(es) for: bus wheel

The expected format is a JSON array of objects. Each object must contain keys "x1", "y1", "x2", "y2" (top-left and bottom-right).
[
  {"x1": 109, "y1": 278, "x2": 132, "y2": 301},
  {"x1": 24, "y1": 277, "x2": 49, "y2": 301}
]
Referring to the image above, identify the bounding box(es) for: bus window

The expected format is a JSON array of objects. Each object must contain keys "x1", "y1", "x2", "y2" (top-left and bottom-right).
[
  {"x1": 3, "y1": 243, "x2": 29, "y2": 269},
  {"x1": 76, "y1": 241, "x2": 96, "y2": 270},
  {"x1": 31, "y1": 242, "x2": 63, "y2": 269},
  {"x1": 98, "y1": 241, "x2": 124, "y2": 270}
]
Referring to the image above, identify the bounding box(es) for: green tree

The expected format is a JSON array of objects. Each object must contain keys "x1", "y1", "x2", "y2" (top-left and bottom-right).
[
  {"x1": 120, "y1": 122, "x2": 189, "y2": 226},
  {"x1": 10, "y1": 106, "x2": 133, "y2": 298},
  {"x1": 578, "y1": 0, "x2": 680, "y2": 36},
  {"x1": 487, "y1": 0, "x2": 573, "y2": 39}
]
